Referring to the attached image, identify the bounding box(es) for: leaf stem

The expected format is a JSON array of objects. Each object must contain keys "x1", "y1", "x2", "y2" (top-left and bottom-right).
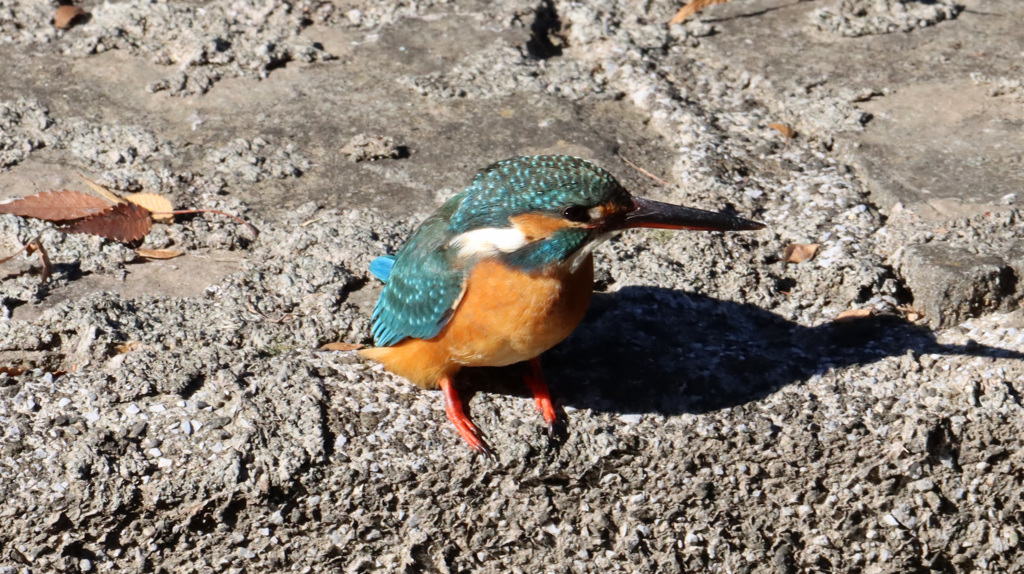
[
  {"x1": 157, "y1": 209, "x2": 260, "y2": 239},
  {"x1": 0, "y1": 235, "x2": 52, "y2": 282}
]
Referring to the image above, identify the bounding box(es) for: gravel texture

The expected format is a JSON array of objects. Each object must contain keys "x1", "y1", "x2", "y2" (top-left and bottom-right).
[
  {"x1": 811, "y1": 0, "x2": 963, "y2": 37},
  {"x1": 1, "y1": 0, "x2": 1023, "y2": 573}
]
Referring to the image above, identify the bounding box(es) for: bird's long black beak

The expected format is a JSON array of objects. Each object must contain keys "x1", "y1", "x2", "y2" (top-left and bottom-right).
[{"x1": 621, "y1": 196, "x2": 765, "y2": 232}]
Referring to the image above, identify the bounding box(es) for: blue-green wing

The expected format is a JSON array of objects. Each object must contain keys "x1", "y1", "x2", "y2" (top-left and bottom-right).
[{"x1": 370, "y1": 198, "x2": 466, "y2": 347}]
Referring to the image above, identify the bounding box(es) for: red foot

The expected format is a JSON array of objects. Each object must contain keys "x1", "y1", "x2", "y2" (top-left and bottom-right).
[
  {"x1": 525, "y1": 358, "x2": 558, "y2": 436},
  {"x1": 440, "y1": 376, "x2": 493, "y2": 457}
]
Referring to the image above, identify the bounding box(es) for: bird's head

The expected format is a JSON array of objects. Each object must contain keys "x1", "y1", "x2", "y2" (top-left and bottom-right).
[{"x1": 446, "y1": 155, "x2": 764, "y2": 270}]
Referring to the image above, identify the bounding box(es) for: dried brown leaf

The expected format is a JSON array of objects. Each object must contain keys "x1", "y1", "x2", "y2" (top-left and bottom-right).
[
  {"x1": 670, "y1": 0, "x2": 733, "y2": 24},
  {"x1": 135, "y1": 248, "x2": 182, "y2": 260},
  {"x1": 897, "y1": 305, "x2": 925, "y2": 322},
  {"x1": 63, "y1": 202, "x2": 153, "y2": 242},
  {"x1": 114, "y1": 341, "x2": 142, "y2": 354},
  {"x1": 769, "y1": 123, "x2": 796, "y2": 141},
  {"x1": 0, "y1": 366, "x2": 28, "y2": 377},
  {"x1": 783, "y1": 243, "x2": 819, "y2": 264},
  {"x1": 54, "y1": 5, "x2": 86, "y2": 29},
  {"x1": 835, "y1": 308, "x2": 874, "y2": 323},
  {"x1": 319, "y1": 342, "x2": 365, "y2": 351},
  {"x1": 0, "y1": 190, "x2": 113, "y2": 221},
  {"x1": 77, "y1": 173, "x2": 125, "y2": 204},
  {"x1": 126, "y1": 193, "x2": 174, "y2": 223}
]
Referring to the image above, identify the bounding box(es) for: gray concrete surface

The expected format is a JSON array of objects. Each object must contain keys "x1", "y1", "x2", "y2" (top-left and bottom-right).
[{"x1": 1, "y1": 0, "x2": 1023, "y2": 572}]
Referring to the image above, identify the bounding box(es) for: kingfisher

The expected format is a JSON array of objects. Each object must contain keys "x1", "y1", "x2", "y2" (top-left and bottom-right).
[{"x1": 361, "y1": 155, "x2": 763, "y2": 455}]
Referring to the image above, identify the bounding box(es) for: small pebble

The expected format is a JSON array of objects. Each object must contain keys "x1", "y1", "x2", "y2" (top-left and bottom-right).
[
  {"x1": 129, "y1": 421, "x2": 148, "y2": 438},
  {"x1": 206, "y1": 416, "x2": 231, "y2": 430},
  {"x1": 910, "y1": 478, "x2": 935, "y2": 492}
]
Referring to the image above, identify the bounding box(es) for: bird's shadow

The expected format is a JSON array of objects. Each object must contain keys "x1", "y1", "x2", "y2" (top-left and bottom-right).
[{"x1": 461, "y1": 286, "x2": 1023, "y2": 416}]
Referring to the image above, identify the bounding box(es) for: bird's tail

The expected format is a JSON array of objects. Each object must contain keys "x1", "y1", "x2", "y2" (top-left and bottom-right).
[
  {"x1": 360, "y1": 340, "x2": 449, "y2": 390},
  {"x1": 369, "y1": 255, "x2": 397, "y2": 282}
]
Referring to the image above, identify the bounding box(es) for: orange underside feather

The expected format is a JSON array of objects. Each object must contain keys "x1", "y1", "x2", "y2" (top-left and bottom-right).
[{"x1": 361, "y1": 256, "x2": 595, "y2": 389}]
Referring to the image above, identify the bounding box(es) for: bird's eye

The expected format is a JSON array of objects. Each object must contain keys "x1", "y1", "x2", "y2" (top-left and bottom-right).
[{"x1": 562, "y1": 205, "x2": 590, "y2": 223}]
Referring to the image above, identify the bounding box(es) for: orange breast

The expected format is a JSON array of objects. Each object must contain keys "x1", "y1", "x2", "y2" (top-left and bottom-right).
[{"x1": 361, "y1": 256, "x2": 594, "y2": 389}]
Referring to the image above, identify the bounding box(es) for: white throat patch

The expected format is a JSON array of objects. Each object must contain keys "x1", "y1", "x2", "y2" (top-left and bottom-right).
[
  {"x1": 566, "y1": 231, "x2": 614, "y2": 272},
  {"x1": 450, "y1": 227, "x2": 528, "y2": 259}
]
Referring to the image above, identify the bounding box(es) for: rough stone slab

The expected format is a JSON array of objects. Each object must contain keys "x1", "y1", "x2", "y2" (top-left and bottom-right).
[
  {"x1": 0, "y1": 1, "x2": 1023, "y2": 573},
  {"x1": 896, "y1": 242, "x2": 1022, "y2": 328},
  {"x1": 698, "y1": 0, "x2": 1024, "y2": 327}
]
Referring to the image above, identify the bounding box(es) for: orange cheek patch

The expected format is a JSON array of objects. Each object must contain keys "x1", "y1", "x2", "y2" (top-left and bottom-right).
[
  {"x1": 596, "y1": 201, "x2": 631, "y2": 219},
  {"x1": 509, "y1": 213, "x2": 572, "y2": 241}
]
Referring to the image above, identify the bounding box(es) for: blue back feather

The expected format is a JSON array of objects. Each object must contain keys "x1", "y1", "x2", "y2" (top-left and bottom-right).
[
  {"x1": 368, "y1": 255, "x2": 396, "y2": 281},
  {"x1": 370, "y1": 195, "x2": 465, "y2": 347}
]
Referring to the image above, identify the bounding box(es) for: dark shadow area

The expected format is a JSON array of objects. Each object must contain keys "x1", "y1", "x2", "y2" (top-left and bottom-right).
[
  {"x1": 460, "y1": 286, "x2": 1022, "y2": 415},
  {"x1": 175, "y1": 373, "x2": 207, "y2": 401},
  {"x1": 525, "y1": 0, "x2": 564, "y2": 59},
  {"x1": 265, "y1": 55, "x2": 292, "y2": 73}
]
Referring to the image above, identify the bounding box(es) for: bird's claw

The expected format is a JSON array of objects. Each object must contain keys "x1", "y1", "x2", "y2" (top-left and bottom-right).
[
  {"x1": 525, "y1": 359, "x2": 560, "y2": 436},
  {"x1": 440, "y1": 376, "x2": 495, "y2": 458},
  {"x1": 451, "y1": 413, "x2": 494, "y2": 458}
]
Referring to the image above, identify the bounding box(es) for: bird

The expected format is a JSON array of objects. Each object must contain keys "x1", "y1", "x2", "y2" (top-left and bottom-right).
[{"x1": 361, "y1": 155, "x2": 764, "y2": 455}]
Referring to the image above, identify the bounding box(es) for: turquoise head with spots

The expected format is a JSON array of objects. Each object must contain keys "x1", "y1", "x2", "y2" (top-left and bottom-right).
[{"x1": 447, "y1": 155, "x2": 633, "y2": 233}]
